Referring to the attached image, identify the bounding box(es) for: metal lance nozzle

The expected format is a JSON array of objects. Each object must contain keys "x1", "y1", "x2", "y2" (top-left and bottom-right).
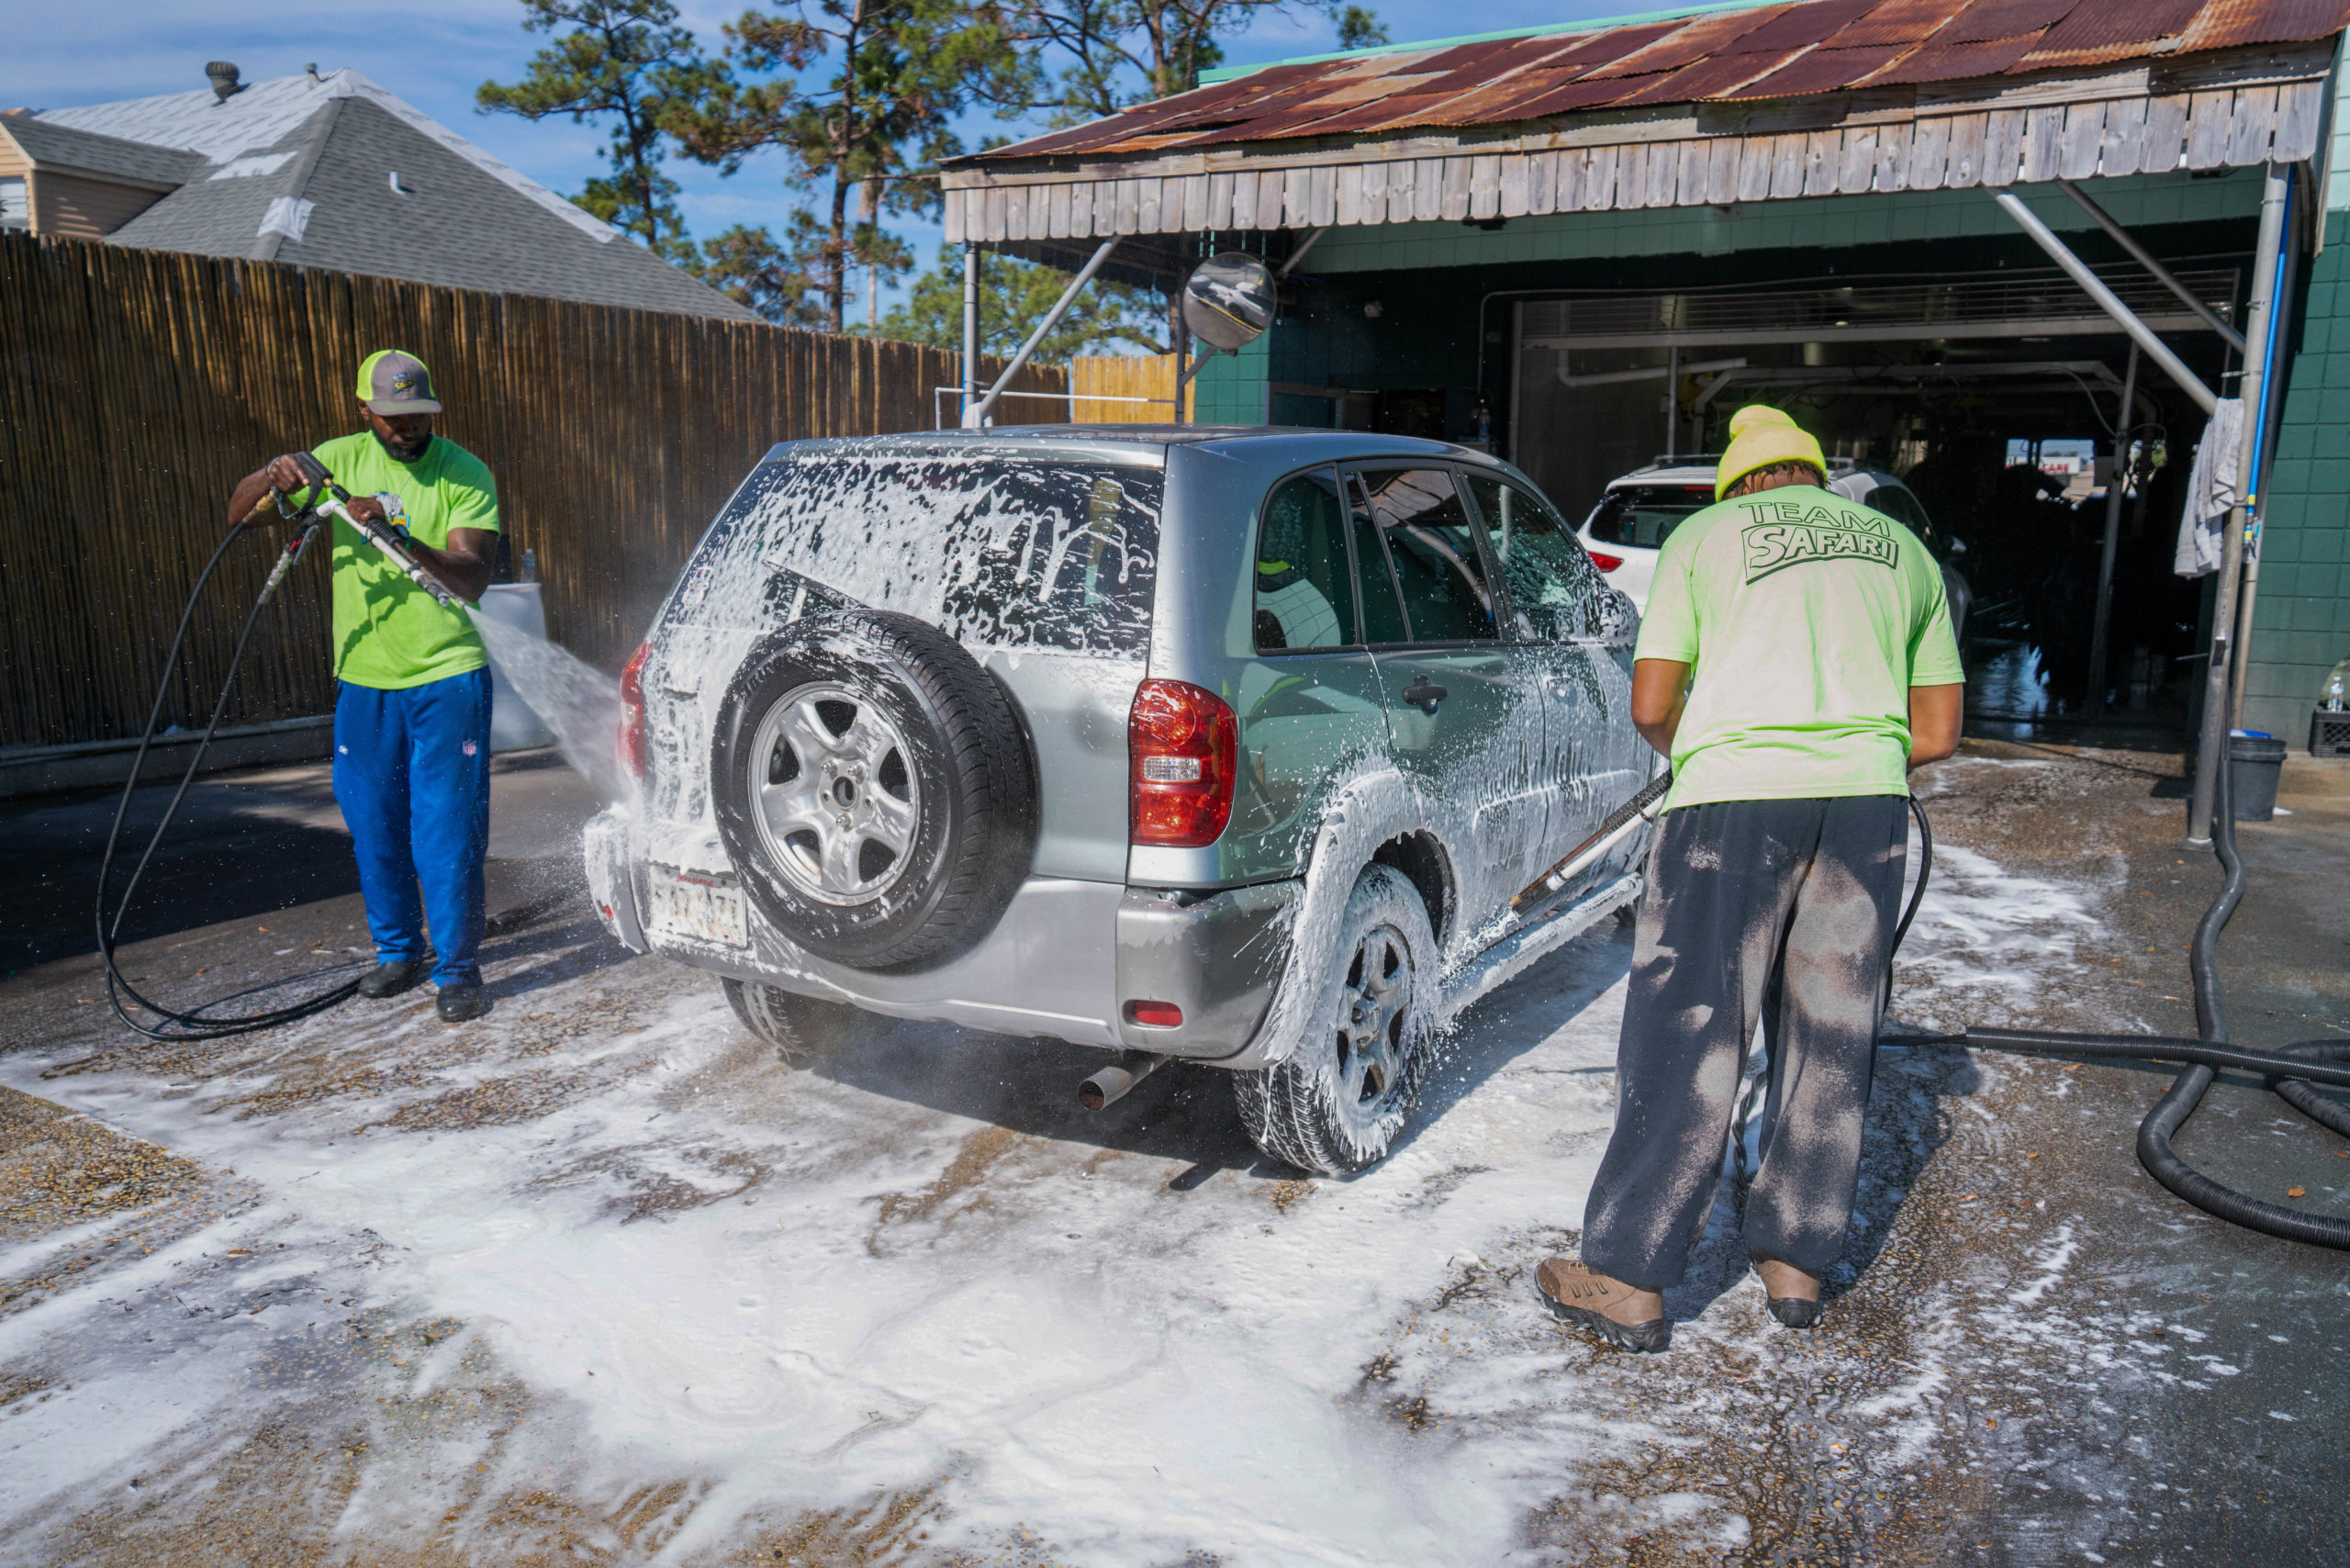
[
  {"x1": 287, "y1": 453, "x2": 470, "y2": 610},
  {"x1": 1510, "y1": 768, "x2": 1673, "y2": 916}
]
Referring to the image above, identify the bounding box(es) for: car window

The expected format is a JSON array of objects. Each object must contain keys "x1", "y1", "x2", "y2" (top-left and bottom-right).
[
  {"x1": 1254, "y1": 468, "x2": 1358, "y2": 652},
  {"x1": 1465, "y1": 473, "x2": 1601, "y2": 643},
  {"x1": 1866, "y1": 481, "x2": 1934, "y2": 540},
  {"x1": 675, "y1": 454, "x2": 1161, "y2": 653},
  {"x1": 1586, "y1": 483, "x2": 1714, "y2": 549},
  {"x1": 1347, "y1": 479, "x2": 1411, "y2": 645},
  {"x1": 1350, "y1": 467, "x2": 1497, "y2": 644}
]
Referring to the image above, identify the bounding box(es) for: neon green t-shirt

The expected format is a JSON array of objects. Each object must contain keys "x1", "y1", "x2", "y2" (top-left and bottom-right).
[
  {"x1": 305, "y1": 431, "x2": 499, "y2": 689},
  {"x1": 1633, "y1": 484, "x2": 1964, "y2": 812}
]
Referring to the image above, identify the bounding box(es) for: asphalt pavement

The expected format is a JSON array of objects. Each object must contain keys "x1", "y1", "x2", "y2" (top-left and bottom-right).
[{"x1": 0, "y1": 741, "x2": 2342, "y2": 1566}]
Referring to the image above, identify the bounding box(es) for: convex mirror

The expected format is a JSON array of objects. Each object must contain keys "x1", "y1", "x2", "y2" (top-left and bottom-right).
[{"x1": 1181, "y1": 253, "x2": 1276, "y2": 353}]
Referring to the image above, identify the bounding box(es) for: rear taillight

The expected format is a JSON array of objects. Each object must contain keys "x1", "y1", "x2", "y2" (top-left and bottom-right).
[
  {"x1": 619, "y1": 642, "x2": 652, "y2": 779},
  {"x1": 1129, "y1": 678, "x2": 1237, "y2": 848},
  {"x1": 1588, "y1": 550, "x2": 1624, "y2": 573}
]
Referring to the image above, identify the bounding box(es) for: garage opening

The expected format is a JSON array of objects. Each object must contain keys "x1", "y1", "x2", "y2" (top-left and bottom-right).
[{"x1": 1508, "y1": 263, "x2": 2241, "y2": 731}]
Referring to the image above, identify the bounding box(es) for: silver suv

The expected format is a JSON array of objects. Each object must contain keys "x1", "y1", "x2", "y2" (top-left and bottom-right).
[{"x1": 585, "y1": 429, "x2": 1652, "y2": 1173}]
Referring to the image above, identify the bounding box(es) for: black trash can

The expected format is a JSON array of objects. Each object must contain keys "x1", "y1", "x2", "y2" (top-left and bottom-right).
[{"x1": 2230, "y1": 731, "x2": 2288, "y2": 822}]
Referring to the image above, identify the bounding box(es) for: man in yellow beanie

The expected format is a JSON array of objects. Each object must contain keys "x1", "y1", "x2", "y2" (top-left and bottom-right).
[{"x1": 1537, "y1": 405, "x2": 1964, "y2": 1351}]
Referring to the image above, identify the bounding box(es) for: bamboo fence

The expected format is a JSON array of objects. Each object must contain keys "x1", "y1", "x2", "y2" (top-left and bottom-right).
[
  {"x1": 1071, "y1": 353, "x2": 1188, "y2": 422},
  {"x1": 0, "y1": 231, "x2": 1067, "y2": 749}
]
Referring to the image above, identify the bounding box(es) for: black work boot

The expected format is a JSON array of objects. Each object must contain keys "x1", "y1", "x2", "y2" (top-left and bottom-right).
[
  {"x1": 1751, "y1": 1253, "x2": 1824, "y2": 1328},
  {"x1": 435, "y1": 983, "x2": 489, "y2": 1023},
  {"x1": 1536, "y1": 1257, "x2": 1670, "y2": 1352},
  {"x1": 356, "y1": 959, "x2": 424, "y2": 1000}
]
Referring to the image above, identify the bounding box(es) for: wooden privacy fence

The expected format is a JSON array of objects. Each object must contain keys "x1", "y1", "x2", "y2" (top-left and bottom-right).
[
  {"x1": 1071, "y1": 353, "x2": 1189, "y2": 422},
  {"x1": 0, "y1": 232, "x2": 1067, "y2": 750}
]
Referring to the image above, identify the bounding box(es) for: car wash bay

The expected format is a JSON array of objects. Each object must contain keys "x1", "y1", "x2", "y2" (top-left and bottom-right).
[
  {"x1": 1213, "y1": 174, "x2": 2266, "y2": 740},
  {"x1": 942, "y1": 4, "x2": 2350, "y2": 826}
]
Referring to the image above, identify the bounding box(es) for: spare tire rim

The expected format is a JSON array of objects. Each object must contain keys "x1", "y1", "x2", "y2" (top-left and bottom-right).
[
  {"x1": 748, "y1": 681, "x2": 922, "y2": 907},
  {"x1": 1331, "y1": 922, "x2": 1414, "y2": 1131}
]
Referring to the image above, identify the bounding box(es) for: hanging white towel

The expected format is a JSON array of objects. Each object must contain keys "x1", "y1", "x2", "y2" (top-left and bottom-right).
[{"x1": 2175, "y1": 398, "x2": 2244, "y2": 577}]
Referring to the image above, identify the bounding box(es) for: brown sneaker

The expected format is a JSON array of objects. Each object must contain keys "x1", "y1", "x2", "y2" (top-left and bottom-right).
[
  {"x1": 1535, "y1": 1258, "x2": 1669, "y2": 1352},
  {"x1": 1751, "y1": 1253, "x2": 1823, "y2": 1328}
]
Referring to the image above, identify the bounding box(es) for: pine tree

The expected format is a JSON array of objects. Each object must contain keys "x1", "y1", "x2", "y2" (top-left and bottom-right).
[{"x1": 478, "y1": 0, "x2": 713, "y2": 262}]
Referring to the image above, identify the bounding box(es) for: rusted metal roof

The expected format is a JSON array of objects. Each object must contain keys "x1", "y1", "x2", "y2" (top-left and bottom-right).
[{"x1": 971, "y1": 0, "x2": 2350, "y2": 162}]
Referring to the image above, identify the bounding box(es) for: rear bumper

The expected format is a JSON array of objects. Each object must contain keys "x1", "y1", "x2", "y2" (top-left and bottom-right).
[
  {"x1": 585, "y1": 808, "x2": 647, "y2": 953},
  {"x1": 587, "y1": 808, "x2": 1301, "y2": 1058},
  {"x1": 1113, "y1": 880, "x2": 1300, "y2": 1060}
]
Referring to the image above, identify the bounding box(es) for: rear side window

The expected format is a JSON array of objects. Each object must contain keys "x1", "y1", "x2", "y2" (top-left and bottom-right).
[
  {"x1": 1351, "y1": 467, "x2": 1497, "y2": 644},
  {"x1": 1587, "y1": 483, "x2": 1714, "y2": 548},
  {"x1": 671, "y1": 455, "x2": 1161, "y2": 654},
  {"x1": 1466, "y1": 473, "x2": 1601, "y2": 642},
  {"x1": 1866, "y1": 481, "x2": 1934, "y2": 540},
  {"x1": 1254, "y1": 468, "x2": 1358, "y2": 652}
]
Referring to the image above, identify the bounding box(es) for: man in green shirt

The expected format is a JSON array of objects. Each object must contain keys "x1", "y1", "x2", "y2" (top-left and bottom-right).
[
  {"x1": 1538, "y1": 407, "x2": 1964, "y2": 1351},
  {"x1": 228, "y1": 350, "x2": 500, "y2": 1023}
]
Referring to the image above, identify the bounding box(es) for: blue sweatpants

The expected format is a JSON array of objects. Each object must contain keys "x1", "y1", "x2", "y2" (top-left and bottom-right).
[{"x1": 333, "y1": 669, "x2": 493, "y2": 987}]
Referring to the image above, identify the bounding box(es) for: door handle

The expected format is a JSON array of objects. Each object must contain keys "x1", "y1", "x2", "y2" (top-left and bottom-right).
[{"x1": 1402, "y1": 682, "x2": 1448, "y2": 715}]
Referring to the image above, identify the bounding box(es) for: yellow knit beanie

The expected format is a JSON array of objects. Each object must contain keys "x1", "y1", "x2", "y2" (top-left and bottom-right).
[{"x1": 1717, "y1": 405, "x2": 1828, "y2": 498}]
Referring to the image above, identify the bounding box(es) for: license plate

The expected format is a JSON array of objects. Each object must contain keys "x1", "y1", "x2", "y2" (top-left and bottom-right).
[{"x1": 645, "y1": 868, "x2": 748, "y2": 946}]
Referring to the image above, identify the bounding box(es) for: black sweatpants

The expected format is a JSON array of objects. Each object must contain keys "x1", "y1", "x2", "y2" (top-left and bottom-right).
[{"x1": 1582, "y1": 795, "x2": 1908, "y2": 1291}]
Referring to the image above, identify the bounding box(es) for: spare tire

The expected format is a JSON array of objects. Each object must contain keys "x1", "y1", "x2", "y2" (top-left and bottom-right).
[{"x1": 711, "y1": 611, "x2": 1036, "y2": 972}]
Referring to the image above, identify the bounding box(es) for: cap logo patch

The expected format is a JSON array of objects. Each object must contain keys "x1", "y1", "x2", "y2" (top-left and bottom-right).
[{"x1": 391, "y1": 366, "x2": 426, "y2": 397}]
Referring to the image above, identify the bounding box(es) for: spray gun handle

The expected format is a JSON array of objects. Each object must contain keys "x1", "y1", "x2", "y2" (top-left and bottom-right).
[{"x1": 288, "y1": 451, "x2": 344, "y2": 502}]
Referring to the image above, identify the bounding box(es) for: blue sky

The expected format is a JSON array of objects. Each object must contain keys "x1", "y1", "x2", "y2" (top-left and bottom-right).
[{"x1": 3, "y1": 1, "x2": 1646, "y2": 316}]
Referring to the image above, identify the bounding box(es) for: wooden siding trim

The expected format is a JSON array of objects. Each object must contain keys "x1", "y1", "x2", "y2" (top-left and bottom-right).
[{"x1": 941, "y1": 72, "x2": 2328, "y2": 241}]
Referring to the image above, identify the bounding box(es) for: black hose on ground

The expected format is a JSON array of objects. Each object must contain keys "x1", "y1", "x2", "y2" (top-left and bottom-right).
[
  {"x1": 1892, "y1": 716, "x2": 2350, "y2": 1252},
  {"x1": 95, "y1": 515, "x2": 362, "y2": 1041}
]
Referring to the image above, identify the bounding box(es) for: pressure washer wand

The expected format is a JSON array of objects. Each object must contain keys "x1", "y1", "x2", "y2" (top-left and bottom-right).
[
  {"x1": 288, "y1": 453, "x2": 470, "y2": 610},
  {"x1": 1510, "y1": 768, "x2": 1672, "y2": 916}
]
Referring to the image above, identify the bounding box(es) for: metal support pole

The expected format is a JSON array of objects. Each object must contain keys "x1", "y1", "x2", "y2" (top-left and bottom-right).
[
  {"x1": 2188, "y1": 162, "x2": 2289, "y2": 846},
  {"x1": 959, "y1": 241, "x2": 980, "y2": 428},
  {"x1": 2085, "y1": 340, "x2": 2139, "y2": 724},
  {"x1": 1171, "y1": 307, "x2": 1188, "y2": 427},
  {"x1": 2055, "y1": 178, "x2": 2249, "y2": 354},
  {"x1": 1663, "y1": 344, "x2": 1679, "y2": 457},
  {"x1": 966, "y1": 239, "x2": 1118, "y2": 427},
  {"x1": 2229, "y1": 174, "x2": 2301, "y2": 729},
  {"x1": 1995, "y1": 190, "x2": 2218, "y2": 415}
]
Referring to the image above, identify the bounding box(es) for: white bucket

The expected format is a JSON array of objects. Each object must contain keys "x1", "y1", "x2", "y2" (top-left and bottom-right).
[{"x1": 475, "y1": 584, "x2": 556, "y2": 752}]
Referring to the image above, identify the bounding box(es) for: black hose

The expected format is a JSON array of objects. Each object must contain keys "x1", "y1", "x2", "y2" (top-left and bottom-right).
[
  {"x1": 95, "y1": 515, "x2": 361, "y2": 1040},
  {"x1": 1891, "y1": 700, "x2": 2350, "y2": 1251}
]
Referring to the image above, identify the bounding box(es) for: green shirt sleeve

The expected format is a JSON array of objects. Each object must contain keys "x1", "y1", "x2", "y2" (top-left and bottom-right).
[
  {"x1": 439, "y1": 452, "x2": 500, "y2": 538},
  {"x1": 1908, "y1": 565, "x2": 1964, "y2": 686},
  {"x1": 1633, "y1": 529, "x2": 1700, "y2": 665}
]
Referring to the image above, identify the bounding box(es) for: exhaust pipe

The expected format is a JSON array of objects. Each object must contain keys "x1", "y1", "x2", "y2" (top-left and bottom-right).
[{"x1": 1079, "y1": 1052, "x2": 1169, "y2": 1111}]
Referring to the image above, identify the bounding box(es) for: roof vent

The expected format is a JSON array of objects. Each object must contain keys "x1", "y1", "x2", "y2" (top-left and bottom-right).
[{"x1": 205, "y1": 62, "x2": 245, "y2": 103}]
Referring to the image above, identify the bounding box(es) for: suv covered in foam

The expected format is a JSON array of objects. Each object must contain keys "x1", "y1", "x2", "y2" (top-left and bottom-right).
[{"x1": 586, "y1": 428, "x2": 1652, "y2": 1173}]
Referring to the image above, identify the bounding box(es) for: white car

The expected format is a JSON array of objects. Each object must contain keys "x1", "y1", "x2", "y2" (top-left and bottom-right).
[{"x1": 1574, "y1": 457, "x2": 1970, "y2": 637}]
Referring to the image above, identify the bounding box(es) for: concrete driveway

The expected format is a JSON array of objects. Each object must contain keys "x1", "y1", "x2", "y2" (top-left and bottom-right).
[{"x1": 0, "y1": 744, "x2": 2342, "y2": 1565}]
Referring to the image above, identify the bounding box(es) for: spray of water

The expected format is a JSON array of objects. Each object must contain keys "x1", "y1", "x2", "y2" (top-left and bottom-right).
[{"x1": 469, "y1": 612, "x2": 633, "y2": 805}]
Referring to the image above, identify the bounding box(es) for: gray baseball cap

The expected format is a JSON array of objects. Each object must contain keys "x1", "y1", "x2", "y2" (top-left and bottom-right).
[{"x1": 356, "y1": 349, "x2": 442, "y2": 414}]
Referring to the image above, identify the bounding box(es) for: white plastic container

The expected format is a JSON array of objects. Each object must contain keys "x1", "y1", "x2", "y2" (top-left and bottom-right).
[{"x1": 475, "y1": 583, "x2": 556, "y2": 752}]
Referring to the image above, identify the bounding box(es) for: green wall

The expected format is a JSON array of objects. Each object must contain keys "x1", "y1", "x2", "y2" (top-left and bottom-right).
[{"x1": 2244, "y1": 210, "x2": 2350, "y2": 739}]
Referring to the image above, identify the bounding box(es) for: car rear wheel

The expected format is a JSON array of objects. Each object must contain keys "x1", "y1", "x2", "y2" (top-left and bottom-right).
[
  {"x1": 1234, "y1": 865, "x2": 1438, "y2": 1175},
  {"x1": 711, "y1": 611, "x2": 1037, "y2": 972},
  {"x1": 723, "y1": 978, "x2": 886, "y2": 1060}
]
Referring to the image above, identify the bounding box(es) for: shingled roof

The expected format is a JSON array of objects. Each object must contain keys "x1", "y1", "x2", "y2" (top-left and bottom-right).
[
  {"x1": 32, "y1": 70, "x2": 755, "y2": 321},
  {"x1": 977, "y1": 0, "x2": 2350, "y2": 160}
]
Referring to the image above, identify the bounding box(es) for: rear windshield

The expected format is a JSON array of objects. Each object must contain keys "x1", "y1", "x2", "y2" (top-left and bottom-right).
[
  {"x1": 1586, "y1": 483, "x2": 1716, "y2": 549},
  {"x1": 670, "y1": 454, "x2": 1162, "y2": 654}
]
